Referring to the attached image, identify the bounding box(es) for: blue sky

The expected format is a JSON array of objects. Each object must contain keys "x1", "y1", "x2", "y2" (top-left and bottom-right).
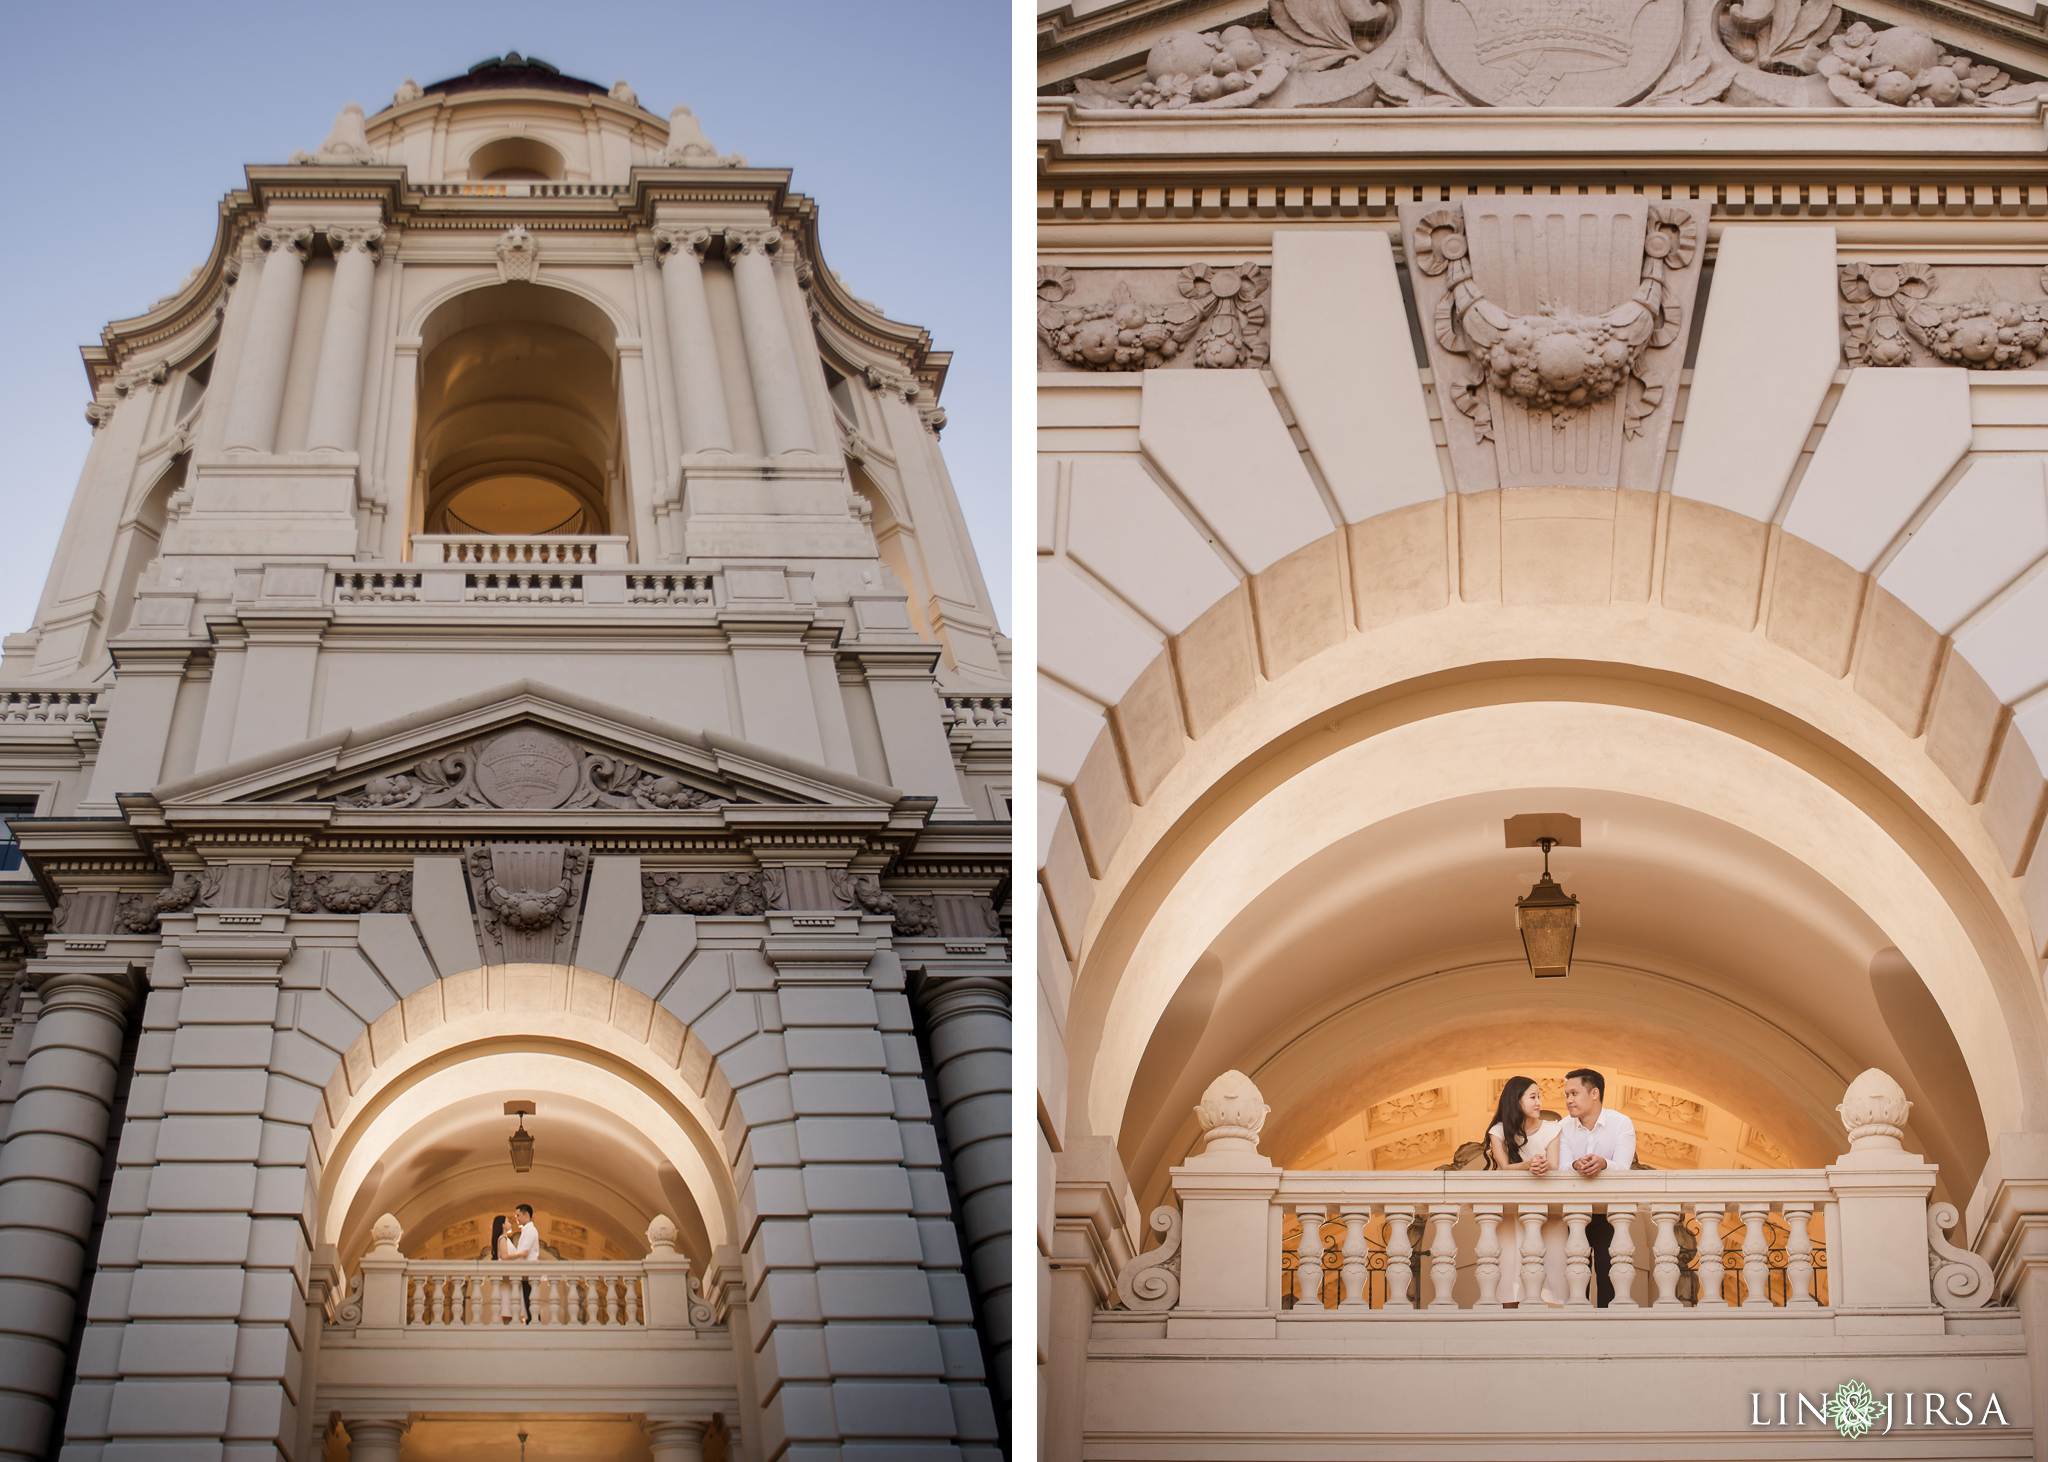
[{"x1": 0, "y1": 0, "x2": 1009, "y2": 640}]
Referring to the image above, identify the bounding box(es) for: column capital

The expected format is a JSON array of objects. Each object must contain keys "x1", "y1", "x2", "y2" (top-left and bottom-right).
[
  {"x1": 22, "y1": 963, "x2": 139, "y2": 1019},
  {"x1": 653, "y1": 226, "x2": 717, "y2": 263},
  {"x1": 723, "y1": 225, "x2": 781, "y2": 258},
  {"x1": 324, "y1": 224, "x2": 385, "y2": 257},
  {"x1": 256, "y1": 224, "x2": 314, "y2": 258},
  {"x1": 912, "y1": 972, "x2": 1011, "y2": 1024}
]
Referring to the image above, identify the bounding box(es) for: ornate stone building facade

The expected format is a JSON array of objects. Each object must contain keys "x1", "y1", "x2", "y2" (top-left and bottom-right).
[
  {"x1": 0, "y1": 57, "x2": 1009, "y2": 1462},
  {"x1": 1040, "y1": 2, "x2": 2048, "y2": 1455}
]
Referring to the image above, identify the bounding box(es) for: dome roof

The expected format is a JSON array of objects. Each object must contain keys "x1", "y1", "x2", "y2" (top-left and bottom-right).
[{"x1": 421, "y1": 52, "x2": 609, "y2": 101}]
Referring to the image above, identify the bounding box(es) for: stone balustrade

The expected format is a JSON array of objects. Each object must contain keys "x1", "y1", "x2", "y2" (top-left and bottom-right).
[
  {"x1": 1278, "y1": 1169, "x2": 1832, "y2": 1311},
  {"x1": 940, "y1": 691, "x2": 1012, "y2": 730},
  {"x1": 400, "y1": 1262, "x2": 646, "y2": 1328},
  {"x1": 412, "y1": 533, "x2": 630, "y2": 566},
  {"x1": 331, "y1": 564, "x2": 722, "y2": 609},
  {"x1": 1118, "y1": 1067, "x2": 2000, "y2": 1321},
  {"x1": 0, "y1": 688, "x2": 102, "y2": 724}
]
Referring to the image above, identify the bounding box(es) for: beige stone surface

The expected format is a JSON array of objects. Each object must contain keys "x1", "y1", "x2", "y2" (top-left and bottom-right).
[
  {"x1": 1109, "y1": 652, "x2": 1186, "y2": 805},
  {"x1": 1349, "y1": 500, "x2": 1449, "y2": 629},
  {"x1": 1855, "y1": 584, "x2": 1946, "y2": 736},
  {"x1": 1066, "y1": 455, "x2": 1237, "y2": 635},
  {"x1": 1250, "y1": 536, "x2": 1346, "y2": 679},
  {"x1": 1170, "y1": 586, "x2": 1258, "y2": 740},
  {"x1": 1500, "y1": 488, "x2": 1617, "y2": 607},
  {"x1": 1661, "y1": 496, "x2": 1768, "y2": 631},
  {"x1": 1981, "y1": 724, "x2": 2048, "y2": 875},
  {"x1": 1068, "y1": 727, "x2": 1136, "y2": 877},
  {"x1": 1765, "y1": 531, "x2": 1864, "y2": 678},
  {"x1": 1924, "y1": 650, "x2": 2006, "y2": 802},
  {"x1": 1670, "y1": 226, "x2": 1840, "y2": 522},
  {"x1": 1783, "y1": 367, "x2": 1973, "y2": 572},
  {"x1": 1268, "y1": 229, "x2": 1441, "y2": 523}
]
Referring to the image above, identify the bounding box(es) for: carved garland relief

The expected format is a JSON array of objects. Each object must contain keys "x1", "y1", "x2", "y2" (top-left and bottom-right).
[
  {"x1": 1403, "y1": 195, "x2": 1703, "y2": 491},
  {"x1": 336, "y1": 728, "x2": 727, "y2": 812},
  {"x1": 1036, "y1": 264, "x2": 1269, "y2": 372},
  {"x1": 1840, "y1": 263, "x2": 2048, "y2": 369},
  {"x1": 1059, "y1": 0, "x2": 2048, "y2": 110}
]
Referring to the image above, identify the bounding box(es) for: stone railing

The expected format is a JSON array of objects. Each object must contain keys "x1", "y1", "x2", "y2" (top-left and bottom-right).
[
  {"x1": 332, "y1": 565, "x2": 722, "y2": 610},
  {"x1": 411, "y1": 534, "x2": 630, "y2": 566},
  {"x1": 940, "y1": 691, "x2": 1012, "y2": 730},
  {"x1": 0, "y1": 688, "x2": 102, "y2": 725},
  {"x1": 416, "y1": 181, "x2": 629, "y2": 199},
  {"x1": 1278, "y1": 1169, "x2": 1832, "y2": 1311},
  {"x1": 333, "y1": 571, "x2": 422, "y2": 604},
  {"x1": 402, "y1": 1262, "x2": 645, "y2": 1327},
  {"x1": 1116, "y1": 1068, "x2": 1999, "y2": 1320},
  {"x1": 343, "y1": 1213, "x2": 715, "y2": 1335}
]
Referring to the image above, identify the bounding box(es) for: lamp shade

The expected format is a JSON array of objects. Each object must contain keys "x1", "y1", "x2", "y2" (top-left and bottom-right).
[
  {"x1": 508, "y1": 1119, "x2": 535, "y2": 1173},
  {"x1": 1515, "y1": 870, "x2": 1578, "y2": 978}
]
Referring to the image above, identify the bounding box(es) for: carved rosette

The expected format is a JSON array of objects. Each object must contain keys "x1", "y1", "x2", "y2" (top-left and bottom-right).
[
  {"x1": 1837, "y1": 1067, "x2": 1911, "y2": 1149},
  {"x1": 1194, "y1": 1069, "x2": 1270, "y2": 1153}
]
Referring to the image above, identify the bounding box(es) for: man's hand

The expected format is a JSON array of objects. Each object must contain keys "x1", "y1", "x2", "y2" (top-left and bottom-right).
[{"x1": 1573, "y1": 1154, "x2": 1608, "y2": 1177}]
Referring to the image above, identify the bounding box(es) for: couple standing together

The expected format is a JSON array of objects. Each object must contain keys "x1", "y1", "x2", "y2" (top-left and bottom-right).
[
  {"x1": 487, "y1": 1203, "x2": 540, "y2": 1323},
  {"x1": 1483, "y1": 1069, "x2": 1636, "y2": 1307}
]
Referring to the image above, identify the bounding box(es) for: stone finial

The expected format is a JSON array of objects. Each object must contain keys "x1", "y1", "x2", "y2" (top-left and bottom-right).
[
  {"x1": 1194, "y1": 1069, "x2": 1269, "y2": 1154},
  {"x1": 291, "y1": 102, "x2": 375, "y2": 166},
  {"x1": 646, "y1": 1214, "x2": 678, "y2": 1253},
  {"x1": 1838, "y1": 1068, "x2": 1912, "y2": 1150},
  {"x1": 610, "y1": 79, "x2": 639, "y2": 107},
  {"x1": 662, "y1": 104, "x2": 745, "y2": 169},
  {"x1": 393, "y1": 79, "x2": 423, "y2": 106},
  {"x1": 369, "y1": 1213, "x2": 403, "y2": 1253}
]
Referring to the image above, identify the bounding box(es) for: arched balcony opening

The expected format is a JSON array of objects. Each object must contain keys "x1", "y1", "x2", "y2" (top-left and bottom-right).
[
  {"x1": 409, "y1": 285, "x2": 625, "y2": 562},
  {"x1": 464, "y1": 135, "x2": 567, "y2": 181}
]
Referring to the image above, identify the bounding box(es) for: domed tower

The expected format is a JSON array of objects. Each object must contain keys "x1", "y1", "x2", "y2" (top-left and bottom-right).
[{"x1": 0, "y1": 56, "x2": 1009, "y2": 1462}]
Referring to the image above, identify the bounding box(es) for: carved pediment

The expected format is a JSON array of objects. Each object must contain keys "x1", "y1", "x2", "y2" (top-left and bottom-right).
[
  {"x1": 335, "y1": 726, "x2": 731, "y2": 812},
  {"x1": 148, "y1": 679, "x2": 905, "y2": 814},
  {"x1": 1040, "y1": 0, "x2": 2048, "y2": 111}
]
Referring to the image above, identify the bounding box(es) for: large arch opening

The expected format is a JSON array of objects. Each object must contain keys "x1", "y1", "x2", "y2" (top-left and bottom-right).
[
  {"x1": 315, "y1": 965, "x2": 737, "y2": 1278},
  {"x1": 1074, "y1": 669, "x2": 2048, "y2": 1222},
  {"x1": 411, "y1": 285, "x2": 622, "y2": 543}
]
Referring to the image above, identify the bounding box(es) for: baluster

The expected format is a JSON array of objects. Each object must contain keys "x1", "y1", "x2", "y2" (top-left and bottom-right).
[
  {"x1": 1696, "y1": 1204, "x2": 1728, "y2": 1307},
  {"x1": 1518, "y1": 1205, "x2": 1548, "y2": 1308},
  {"x1": 1740, "y1": 1203, "x2": 1772, "y2": 1307},
  {"x1": 626, "y1": 1276, "x2": 643, "y2": 1325},
  {"x1": 551, "y1": 1273, "x2": 567, "y2": 1325},
  {"x1": 408, "y1": 1275, "x2": 423, "y2": 1326},
  {"x1": 1384, "y1": 1205, "x2": 1415, "y2": 1311},
  {"x1": 1607, "y1": 1204, "x2": 1639, "y2": 1308},
  {"x1": 1428, "y1": 1205, "x2": 1460, "y2": 1310},
  {"x1": 1296, "y1": 1206, "x2": 1326, "y2": 1310},
  {"x1": 1784, "y1": 1203, "x2": 1817, "y2": 1307},
  {"x1": 1563, "y1": 1203, "x2": 1593, "y2": 1308},
  {"x1": 1339, "y1": 1207, "x2": 1371, "y2": 1308},
  {"x1": 1473, "y1": 1205, "x2": 1504, "y2": 1309},
  {"x1": 603, "y1": 1274, "x2": 620, "y2": 1324},
  {"x1": 1651, "y1": 1203, "x2": 1683, "y2": 1308},
  {"x1": 428, "y1": 1274, "x2": 445, "y2": 1326},
  {"x1": 461, "y1": 1274, "x2": 477, "y2": 1326}
]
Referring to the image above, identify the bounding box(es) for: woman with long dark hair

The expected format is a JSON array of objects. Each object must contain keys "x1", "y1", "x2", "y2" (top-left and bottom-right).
[
  {"x1": 1484, "y1": 1076, "x2": 1560, "y2": 1307},
  {"x1": 489, "y1": 1213, "x2": 518, "y2": 1324}
]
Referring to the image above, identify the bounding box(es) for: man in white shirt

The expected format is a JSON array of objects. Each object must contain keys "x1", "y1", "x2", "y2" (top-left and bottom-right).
[
  {"x1": 1557, "y1": 1069, "x2": 1636, "y2": 1307},
  {"x1": 508, "y1": 1202, "x2": 541, "y2": 1320}
]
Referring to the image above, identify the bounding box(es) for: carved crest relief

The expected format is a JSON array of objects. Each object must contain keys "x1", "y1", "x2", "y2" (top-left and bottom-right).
[
  {"x1": 336, "y1": 726, "x2": 728, "y2": 812},
  {"x1": 1402, "y1": 195, "x2": 1703, "y2": 492},
  {"x1": 1426, "y1": 0, "x2": 1684, "y2": 105},
  {"x1": 466, "y1": 843, "x2": 589, "y2": 964}
]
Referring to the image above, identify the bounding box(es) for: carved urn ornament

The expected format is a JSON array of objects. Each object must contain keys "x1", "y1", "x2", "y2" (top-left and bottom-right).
[
  {"x1": 1837, "y1": 1067, "x2": 1912, "y2": 1149},
  {"x1": 1194, "y1": 1070, "x2": 1271, "y2": 1153}
]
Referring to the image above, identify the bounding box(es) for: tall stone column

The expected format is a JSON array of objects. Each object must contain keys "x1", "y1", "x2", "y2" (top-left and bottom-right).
[
  {"x1": 0, "y1": 964, "x2": 136, "y2": 1462},
  {"x1": 724, "y1": 228, "x2": 812, "y2": 455},
  {"x1": 303, "y1": 226, "x2": 384, "y2": 452},
  {"x1": 654, "y1": 228, "x2": 733, "y2": 454},
  {"x1": 914, "y1": 974, "x2": 1013, "y2": 1429},
  {"x1": 220, "y1": 226, "x2": 312, "y2": 454}
]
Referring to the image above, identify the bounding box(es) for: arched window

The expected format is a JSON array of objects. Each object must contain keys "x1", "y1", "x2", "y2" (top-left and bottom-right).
[{"x1": 412, "y1": 285, "x2": 621, "y2": 542}]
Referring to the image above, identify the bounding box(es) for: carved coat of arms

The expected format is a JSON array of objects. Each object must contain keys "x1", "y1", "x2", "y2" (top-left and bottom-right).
[
  {"x1": 1427, "y1": 0, "x2": 1682, "y2": 104},
  {"x1": 1401, "y1": 195, "x2": 1704, "y2": 493}
]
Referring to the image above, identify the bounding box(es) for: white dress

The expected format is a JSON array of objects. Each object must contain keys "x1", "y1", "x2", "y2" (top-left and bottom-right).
[
  {"x1": 495, "y1": 1234, "x2": 520, "y2": 1320},
  {"x1": 1488, "y1": 1120, "x2": 1566, "y2": 1305}
]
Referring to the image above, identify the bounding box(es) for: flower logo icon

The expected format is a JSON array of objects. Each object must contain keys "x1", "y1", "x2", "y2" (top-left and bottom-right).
[{"x1": 1827, "y1": 1380, "x2": 1881, "y2": 1440}]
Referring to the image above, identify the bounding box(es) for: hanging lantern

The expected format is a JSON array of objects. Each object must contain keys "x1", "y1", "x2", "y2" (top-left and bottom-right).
[
  {"x1": 505, "y1": 1099, "x2": 536, "y2": 1173},
  {"x1": 1514, "y1": 837, "x2": 1578, "y2": 979}
]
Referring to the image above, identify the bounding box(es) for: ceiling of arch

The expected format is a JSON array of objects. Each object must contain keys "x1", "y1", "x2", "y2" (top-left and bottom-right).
[{"x1": 1116, "y1": 786, "x2": 1983, "y2": 1206}]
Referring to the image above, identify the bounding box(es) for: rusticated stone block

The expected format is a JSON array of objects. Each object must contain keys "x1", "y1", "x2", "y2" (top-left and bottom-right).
[
  {"x1": 1067, "y1": 727, "x2": 1133, "y2": 877},
  {"x1": 1251, "y1": 534, "x2": 1345, "y2": 678},
  {"x1": 1663, "y1": 496, "x2": 1768, "y2": 631},
  {"x1": 1980, "y1": 725, "x2": 2048, "y2": 875},
  {"x1": 1855, "y1": 584, "x2": 1945, "y2": 736},
  {"x1": 1924, "y1": 650, "x2": 2005, "y2": 802},
  {"x1": 1110, "y1": 652, "x2": 1185, "y2": 805},
  {"x1": 1767, "y1": 532, "x2": 1864, "y2": 678},
  {"x1": 1170, "y1": 585, "x2": 1255, "y2": 740},
  {"x1": 1350, "y1": 499, "x2": 1448, "y2": 629}
]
